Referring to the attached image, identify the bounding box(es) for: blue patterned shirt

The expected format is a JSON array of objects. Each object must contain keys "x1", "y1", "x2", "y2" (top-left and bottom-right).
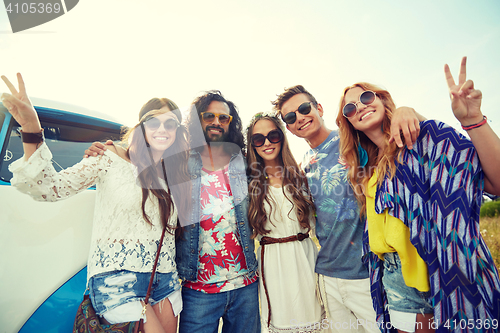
[
  {"x1": 364, "y1": 120, "x2": 500, "y2": 332},
  {"x1": 302, "y1": 130, "x2": 368, "y2": 279}
]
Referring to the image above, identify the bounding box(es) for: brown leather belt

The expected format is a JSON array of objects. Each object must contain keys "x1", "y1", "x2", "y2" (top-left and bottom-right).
[
  {"x1": 259, "y1": 232, "x2": 309, "y2": 327},
  {"x1": 260, "y1": 232, "x2": 309, "y2": 246}
]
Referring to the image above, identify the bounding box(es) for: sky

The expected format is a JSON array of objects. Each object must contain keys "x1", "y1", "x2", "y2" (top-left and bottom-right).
[{"x1": 1, "y1": 0, "x2": 499, "y2": 160}]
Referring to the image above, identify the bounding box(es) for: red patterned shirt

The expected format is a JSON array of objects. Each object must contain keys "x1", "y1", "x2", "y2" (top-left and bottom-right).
[{"x1": 184, "y1": 166, "x2": 257, "y2": 293}]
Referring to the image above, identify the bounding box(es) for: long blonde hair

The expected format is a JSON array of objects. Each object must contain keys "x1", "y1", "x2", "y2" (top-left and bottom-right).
[
  {"x1": 246, "y1": 113, "x2": 314, "y2": 237},
  {"x1": 335, "y1": 83, "x2": 404, "y2": 215}
]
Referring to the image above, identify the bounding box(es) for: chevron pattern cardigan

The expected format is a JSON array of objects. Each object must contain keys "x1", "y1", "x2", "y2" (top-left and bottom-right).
[{"x1": 362, "y1": 120, "x2": 500, "y2": 333}]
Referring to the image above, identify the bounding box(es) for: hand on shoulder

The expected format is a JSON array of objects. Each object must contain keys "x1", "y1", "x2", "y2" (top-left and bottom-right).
[
  {"x1": 84, "y1": 140, "x2": 117, "y2": 158},
  {"x1": 103, "y1": 143, "x2": 129, "y2": 161}
]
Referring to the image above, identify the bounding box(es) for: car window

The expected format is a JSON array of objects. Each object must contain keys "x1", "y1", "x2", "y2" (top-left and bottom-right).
[{"x1": 1, "y1": 119, "x2": 122, "y2": 183}]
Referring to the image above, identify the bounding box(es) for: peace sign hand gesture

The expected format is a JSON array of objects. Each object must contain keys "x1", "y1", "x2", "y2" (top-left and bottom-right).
[
  {"x1": 444, "y1": 56, "x2": 483, "y2": 126},
  {"x1": 1, "y1": 73, "x2": 41, "y2": 133}
]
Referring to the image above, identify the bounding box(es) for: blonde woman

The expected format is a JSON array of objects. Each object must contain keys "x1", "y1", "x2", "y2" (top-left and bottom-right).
[{"x1": 336, "y1": 58, "x2": 500, "y2": 333}]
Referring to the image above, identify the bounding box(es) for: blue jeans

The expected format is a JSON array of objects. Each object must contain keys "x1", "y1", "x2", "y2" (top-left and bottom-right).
[{"x1": 178, "y1": 282, "x2": 260, "y2": 333}]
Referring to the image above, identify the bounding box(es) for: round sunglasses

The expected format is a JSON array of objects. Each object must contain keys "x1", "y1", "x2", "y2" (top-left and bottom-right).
[
  {"x1": 342, "y1": 91, "x2": 377, "y2": 118},
  {"x1": 251, "y1": 129, "x2": 283, "y2": 147},
  {"x1": 282, "y1": 101, "x2": 314, "y2": 125},
  {"x1": 143, "y1": 117, "x2": 180, "y2": 131},
  {"x1": 200, "y1": 112, "x2": 233, "y2": 125}
]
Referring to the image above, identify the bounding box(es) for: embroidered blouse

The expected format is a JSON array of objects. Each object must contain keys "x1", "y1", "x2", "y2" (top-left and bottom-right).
[{"x1": 9, "y1": 143, "x2": 177, "y2": 283}]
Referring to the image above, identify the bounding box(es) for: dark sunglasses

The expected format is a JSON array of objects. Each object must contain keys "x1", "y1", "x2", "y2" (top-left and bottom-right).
[
  {"x1": 251, "y1": 129, "x2": 283, "y2": 147},
  {"x1": 200, "y1": 112, "x2": 233, "y2": 125},
  {"x1": 143, "y1": 117, "x2": 180, "y2": 131},
  {"x1": 342, "y1": 91, "x2": 377, "y2": 118},
  {"x1": 282, "y1": 101, "x2": 314, "y2": 125}
]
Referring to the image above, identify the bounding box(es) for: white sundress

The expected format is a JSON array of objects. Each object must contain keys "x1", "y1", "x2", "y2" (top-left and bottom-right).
[{"x1": 257, "y1": 186, "x2": 324, "y2": 333}]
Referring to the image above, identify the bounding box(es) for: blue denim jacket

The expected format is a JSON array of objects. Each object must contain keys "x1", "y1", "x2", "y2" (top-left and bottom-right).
[{"x1": 175, "y1": 148, "x2": 257, "y2": 282}]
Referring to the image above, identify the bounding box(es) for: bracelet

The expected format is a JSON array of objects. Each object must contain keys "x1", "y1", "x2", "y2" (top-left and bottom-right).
[
  {"x1": 20, "y1": 129, "x2": 44, "y2": 143},
  {"x1": 461, "y1": 116, "x2": 487, "y2": 131}
]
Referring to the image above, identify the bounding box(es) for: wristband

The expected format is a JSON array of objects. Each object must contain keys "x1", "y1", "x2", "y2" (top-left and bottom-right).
[
  {"x1": 461, "y1": 116, "x2": 487, "y2": 131},
  {"x1": 20, "y1": 129, "x2": 44, "y2": 143}
]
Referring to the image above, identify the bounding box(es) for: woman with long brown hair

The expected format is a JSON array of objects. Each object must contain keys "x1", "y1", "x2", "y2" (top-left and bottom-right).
[
  {"x1": 246, "y1": 112, "x2": 323, "y2": 332},
  {"x1": 1, "y1": 73, "x2": 190, "y2": 333},
  {"x1": 336, "y1": 57, "x2": 500, "y2": 333}
]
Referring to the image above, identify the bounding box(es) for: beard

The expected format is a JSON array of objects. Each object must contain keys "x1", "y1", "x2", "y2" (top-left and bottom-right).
[{"x1": 204, "y1": 125, "x2": 228, "y2": 143}]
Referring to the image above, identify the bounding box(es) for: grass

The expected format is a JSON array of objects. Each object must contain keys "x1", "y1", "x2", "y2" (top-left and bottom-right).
[
  {"x1": 480, "y1": 215, "x2": 500, "y2": 270},
  {"x1": 480, "y1": 199, "x2": 500, "y2": 218}
]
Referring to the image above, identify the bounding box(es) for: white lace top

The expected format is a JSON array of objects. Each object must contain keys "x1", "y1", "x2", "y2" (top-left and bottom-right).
[{"x1": 9, "y1": 143, "x2": 177, "y2": 282}]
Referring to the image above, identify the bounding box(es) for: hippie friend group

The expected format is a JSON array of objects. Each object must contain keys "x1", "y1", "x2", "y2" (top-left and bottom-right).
[{"x1": 2, "y1": 56, "x2": 500, "y2": 333}]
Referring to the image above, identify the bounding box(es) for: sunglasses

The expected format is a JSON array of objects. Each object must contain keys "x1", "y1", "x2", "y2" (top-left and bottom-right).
[
  {"x1": 200, "y1": 112, "x2": 233, "y2": 125},
  {"x1": 282, "y1": 101, "x2": 314, "y2": 125},
  {"x1": 342, "y1": 91, "x2": 377, "y2": 118},
  {"x1": 143, "y1": 117, "x2": 180, "y2": 131},
  {"x1": 251, "y1": 129, "x2": 283, "y2": 147}
]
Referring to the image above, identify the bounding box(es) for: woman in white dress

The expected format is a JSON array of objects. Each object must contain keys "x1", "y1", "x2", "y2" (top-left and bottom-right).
[
  {"x1": 1, "y1": 73, "x2": 191, "y2": 333},
  {"x1": 246, "y1": 113, "x2": 324, "y2": 333}
]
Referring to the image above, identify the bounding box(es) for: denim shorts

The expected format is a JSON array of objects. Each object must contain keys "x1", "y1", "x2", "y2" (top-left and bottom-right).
[
  {"x1": 88, "y1": 270, "x2": 181, "y2": 316},
  {"x1": 382, "y1": 252, "x2": 433, "y2": 314}
]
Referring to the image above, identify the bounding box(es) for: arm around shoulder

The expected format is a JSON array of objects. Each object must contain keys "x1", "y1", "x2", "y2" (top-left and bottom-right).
[{"x1": 104, "y1": 143, "x2": 129, "y2": 161}]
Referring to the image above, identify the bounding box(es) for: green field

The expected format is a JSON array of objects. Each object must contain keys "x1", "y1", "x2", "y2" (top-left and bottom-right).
[{"x1": 481, "y1": 215, "x2": 500, "y2": 270}]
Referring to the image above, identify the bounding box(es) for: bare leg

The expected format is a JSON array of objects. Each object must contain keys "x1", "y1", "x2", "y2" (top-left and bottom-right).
[
  {"x1": 415, "y1": 313, "x2": 434, "y2": 333},
  {"x1": 143, "y1": 303, "x2": 169, "y2": 333},
  {"x1": 153, "y1": 298, "x2": 178, "y2": 333},
  {"x1": 397, "y1": 313, "x2": 434, "y2": 333}
]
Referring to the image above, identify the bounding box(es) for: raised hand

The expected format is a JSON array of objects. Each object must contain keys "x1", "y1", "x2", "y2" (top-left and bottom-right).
[
  {"x1": 444, "y1": 57, "x2": 483, "y2": 126},
  {"x1": 445, "y1": 57, "x2": 500, "y2": 195},
  {"x1": 1, "y1": 73, "x2": 41, "y2": 132}
]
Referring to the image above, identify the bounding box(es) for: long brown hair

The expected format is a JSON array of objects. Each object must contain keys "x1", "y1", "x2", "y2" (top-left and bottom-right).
[
  {"x1": 185, "y1": 90, "x2": 246, "y2": 155},
  {"x1": 335, "y1": 83, "x2": 403, "y2": 215},
  {"x1": 122, "y1": 98, "x2": 191, "y2": 234},
  {"x1": 246, "y1": 113, "x2": 314, "y2": 237}
]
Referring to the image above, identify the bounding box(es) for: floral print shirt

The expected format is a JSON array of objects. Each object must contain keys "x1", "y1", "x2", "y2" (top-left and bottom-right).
[
  {"x1": 183, "y1": 166, "x2": 257, "y2": 293},
  {"x1": 302, "y1": 130, "x2": 368, "y2": 279}
]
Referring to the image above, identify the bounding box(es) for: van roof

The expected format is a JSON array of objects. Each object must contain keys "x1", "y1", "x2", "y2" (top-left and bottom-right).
[{"x1": 30, "y1": 97, "x2": 124, "y2": 131}]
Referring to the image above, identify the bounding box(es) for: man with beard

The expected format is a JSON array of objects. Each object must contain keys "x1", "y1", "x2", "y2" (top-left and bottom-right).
[
  {"x1": 84, "y1": 91, "x2": 259, "y2": 332},
  {"x1": 176, "y1": 90, "x2": 259, "y2": 333}
]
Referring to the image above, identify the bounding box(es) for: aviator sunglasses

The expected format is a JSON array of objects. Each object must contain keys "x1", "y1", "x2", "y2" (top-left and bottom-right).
[
  {"x1": 282, "y1": 101, "x2": 314, "y2": 125},
  {"x1": 143, "y1": 117, "x2": 180, "y2": 131},
  {"x1": 200, "y1": 112, "x2": 233, "y2": 125},
  {"x1": 251, "y1": 129, "x2": 283, "y2": 147},
  {"x1": 342, "y1": 91, "x2": 377, "y2": 118}
]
